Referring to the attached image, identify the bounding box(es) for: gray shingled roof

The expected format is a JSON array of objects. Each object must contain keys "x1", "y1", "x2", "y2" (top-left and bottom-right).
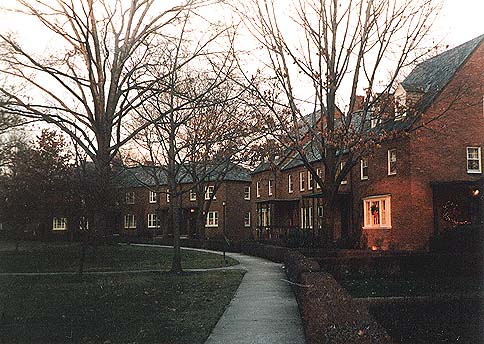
[
  {"x1": 401, "y1": 34, "x2": 484, "y2": 110},
  {"x1": 114, "y1": 162, "x2": 251, "y2": 188}
]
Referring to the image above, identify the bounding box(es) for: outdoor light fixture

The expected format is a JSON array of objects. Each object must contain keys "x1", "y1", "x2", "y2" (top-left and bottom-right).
[
  {"x1": 472, "y1": 188, "x2": 480, "y2": 197},
  {"x1": 190, "y1": 208, "x2": 195, "y2": 213}
]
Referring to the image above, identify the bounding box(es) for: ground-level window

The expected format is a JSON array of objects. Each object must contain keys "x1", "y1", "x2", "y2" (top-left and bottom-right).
[
  {"x1": 124, "y1": 214, "x2": 136, "y2": 229},
  {"x1": 244, "y1": 212, "x2": 251, "y2": 227},
  {"x1": 300, "y1": 207, "x2": 313, "y2": 229},
  {"x1": 467, "y1": 147, "x2": 482, "y2": 173},
  {"x1": 363, "y1": 195, "x2": 392, "y2": 229},
  {"x1": 206, "y1": 211, "x2": 218, "y2": 227},
  {"x1": 147, "y1": 213, "x2": 160, "y2": 228},
  {"x1": 258, "y1": 208, "x2": 271, "y2": 227},
  {"x1": 52, "y1": 217, "x2": 67, "y2": 231}
]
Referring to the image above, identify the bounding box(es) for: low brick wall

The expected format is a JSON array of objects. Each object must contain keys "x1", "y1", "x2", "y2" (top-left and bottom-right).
[{"x1": 239, "y1": 242, "x2": 393, "y2": 344}]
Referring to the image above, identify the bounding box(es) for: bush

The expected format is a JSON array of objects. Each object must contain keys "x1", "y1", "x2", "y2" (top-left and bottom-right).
[{"x1": 429, "y1": 224, "x2": 483, "y2": 253}]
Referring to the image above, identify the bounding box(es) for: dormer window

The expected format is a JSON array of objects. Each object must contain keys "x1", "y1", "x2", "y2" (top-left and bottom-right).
[{"x1": 394, "y1": 90, "x2": 407, "y2": 120}]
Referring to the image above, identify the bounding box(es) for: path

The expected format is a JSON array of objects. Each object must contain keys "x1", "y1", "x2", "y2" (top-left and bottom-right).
[{"x1": 204, "y1": 252, "x2": 306, "y2": 344}]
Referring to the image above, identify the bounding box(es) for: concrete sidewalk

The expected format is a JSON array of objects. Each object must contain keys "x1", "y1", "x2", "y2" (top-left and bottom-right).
[{"x1": 205, "y1": 252, "x2": 306, "y2": 344}]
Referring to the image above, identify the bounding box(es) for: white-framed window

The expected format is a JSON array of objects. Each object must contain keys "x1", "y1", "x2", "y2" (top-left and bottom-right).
[
  {"x1": 125, "y1": 191, "x2": 135, "y2": 204},
  {"x1": 147, "y1": 213, "x2": 160, "y2": 228},
  {"x1": 299, "y1": 171, "x2": 306, "y2": 191},
  {"x1": 244, "y1": 186, "x2": 251, "y2": 200},
  {"x1": 388, "y1": 149, "x2": 397, "y2": 175},
  {"x1": 166, "y1": 189, "x2": 170, "y2": 203},
  {"x1": 268, "y1": 179, "x2": 273, "y2": 196},
  {"x1": 52, "y1": 217, "x2": 67, "y2": 231},
  {"x1": 340, "y1": 162, "x2": 347, "y2": 185},
  {"x1": 300, "y1": 207, "x2": 313, "y2": 229},
  {"x1": 288, "y1": 175, "x2": 293, "y2": 193},
  {"x1": 124, "y1": 214, "x2": 136, "y2": 229},
  {"x1": 467, "y1": 147, "x2": 482, "y2": 173},
  {"x1": 258, "y1": 208, "x2": 271, "y2": 227},
  {"x1": 190, "y1": 189, "x2": 197, "y2": 201},
  {"x1": 206, "y1": 211, "x2": 218, "y2": 227},
  {"x1": 244, "y1": 212, "x2": 251, "y2": 227},
  {"x1": 149, "y1": 191, "x2": 157, "y2": 203},
  {"x1": 256, "y1": 181, "x2": 260, "y2": 198},
  {"x1": 361, "y1": 158, "x2": 369, "y2": 180},
  {"x1": 79, "y1": 217, "x2": 89, "y2": 230},
  {"x1": 205, "y1": 186, "x2": 215, "y2": 200},
  {"x1": 308, "y1": 171, "x2": 313, "y2": 190},
  {"x1": 316, "y1": 168, "x2": 322, "y2": 189},
  {"x1": 363, "y1": 195, "x2": 392, "y2": 229}
]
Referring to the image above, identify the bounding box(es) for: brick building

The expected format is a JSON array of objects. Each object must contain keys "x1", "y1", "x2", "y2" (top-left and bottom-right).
[
  {"x1": 115, "y1": 164, "x2": 252, "y2": 241},
  {"x1": 252, "y1": 35, "x2": 484, "y2": 250}
]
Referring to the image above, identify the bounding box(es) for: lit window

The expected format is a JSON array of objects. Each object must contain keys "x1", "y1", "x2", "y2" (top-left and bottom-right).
[
  {"x1": 244, "y1": 186, "x2": 251, "y2": 200},
  {"x1": 361, "y1": 158, "x2": 369, "y2": 180},
  {"x1": 316, "y1": 168, "x2": 322, "y2": 189},
  {"x1": 190, "y1": 189, "x2": 197, "y2": 201},
  {"x1": 166, "y1": 189, "x2": 170, "y2": 203},
  {"x1": 363, "y1": 196, "x2": 392, "y2": 229},
  {"x1": 205, "y1": 186, "x2": 216, "y2": 200},
  {"x1": 124, "y1": 214, "x2": 136, "y2": 229},
  {"x1": 300, "y1": 207, "x2": 313, "y2": 229},
  {"x1": 206, "y1": 211, "x2": 218, "y2": 227},
  {"x1": 125, "y1": 191, "x2": 135, "y2": 204},
  {"x1": 149, "y1": 191, "x2": 157, "y2": 203},
  {"x1": 268, "y1": 179, "x2": 273, "y2": 196},
  {"x1": 52, "y1": 217, "x2": 67, "y2": 231},
  {"x1": 244, "y1": 212, "x2": 251, "y2": 227},
  {"x1": 147, "y1": 214, "x2": 160, "y2": 228},
  {"x1": 388, "y1": 149, "x2": 397, "y2": 175},
  {"x1": 308, "y1": 171, "x2": 313, "y2": 190},
  {"x1": 256, "y1": 181, "x2": 260, "y2": 198},
  {"x1": 299, "y1": 171, "x2": 305, "y2": 191},
  {"x1": 467, "y1": 147, "x2": 482, "y2": 173}
]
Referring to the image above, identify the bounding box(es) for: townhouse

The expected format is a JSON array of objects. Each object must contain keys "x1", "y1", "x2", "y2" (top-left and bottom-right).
[
  {"x1": 115, "y1": 164, "x2": 253, "y2": 241},
  {"x1": 252, "y1": 35, "x2": 484, "y2": 250}
]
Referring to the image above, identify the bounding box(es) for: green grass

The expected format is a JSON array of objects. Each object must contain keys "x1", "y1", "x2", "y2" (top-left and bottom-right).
[
  {"x1": 0, "y1": 241, "x2": 238, "y2": 273},
  {"x1": 339, "y1": 275, "x2": 483, "y2": 298},
  {"x1": 0, "y1": 270, "x2": 245, "y2": 343}
]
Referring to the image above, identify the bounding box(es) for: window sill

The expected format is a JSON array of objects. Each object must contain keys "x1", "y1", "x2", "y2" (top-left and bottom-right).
[
  {"x1": 363, "y1": 226, "x2": 392, "y2": 230},
  {"x1": 205, "y1": 225, "x2": 218, "y2": 228},
  {"x1": 52, "y1": 228, "x2": 67, "y2": 231},
  {"x1": 467, "y1": 170, "x2": 482, "y2": 174}
]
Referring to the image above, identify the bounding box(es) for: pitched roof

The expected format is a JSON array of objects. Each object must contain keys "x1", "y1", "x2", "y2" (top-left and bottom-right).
[
  {"x1": 401, "y1": 34, "x2": 484, "y2": 110},
  {"x1": 114, "y1": 162, "x2": 251, "y2": 188}
]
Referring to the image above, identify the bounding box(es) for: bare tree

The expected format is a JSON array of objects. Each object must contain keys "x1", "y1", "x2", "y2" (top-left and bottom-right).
[
  {"x1": 0, "y1": 0, "x2": 212, "y2": 239},
  {"x1": 235, "y1": 0, "x2": 442, "y2": 245}
]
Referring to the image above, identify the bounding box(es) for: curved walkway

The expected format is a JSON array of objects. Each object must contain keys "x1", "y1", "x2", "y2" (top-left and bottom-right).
[{"x1": 204, "y1": 251, "x2": 306, "y2": 344}]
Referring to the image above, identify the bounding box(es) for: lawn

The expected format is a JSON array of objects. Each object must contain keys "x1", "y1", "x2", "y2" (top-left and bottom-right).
[
  {"x1": 0, "y1": 242, "x2": 245, "y2": 343},
  {"x1": 0, "y1": 241, "x2": 238, "y2": 273},
  {"x1": 0, "y1": 271, "x2": 244, "y2": 343}
]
